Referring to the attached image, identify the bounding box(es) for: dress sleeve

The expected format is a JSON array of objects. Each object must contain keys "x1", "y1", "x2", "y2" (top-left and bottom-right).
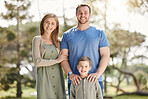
[
  {"x1": 32, "y1": 36, "x2": 57, "y2": 67},
  {"x1": 95, "y1": 81, "x2": 103, "y2": 99},
  {"x1": 70, "y1": 82, "x2": 75, "y2": 99}
]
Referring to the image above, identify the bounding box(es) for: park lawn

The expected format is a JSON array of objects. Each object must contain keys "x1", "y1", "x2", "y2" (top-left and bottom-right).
[
  {"x1": 0, "y1": 87, "x2": 36, "y2": 99},
  {"x1": 113, "y1": 95, "x2": 148, "y2": 99},
  {"x1": 0, "y1": 84, "x2": 147, "y2": 99}
]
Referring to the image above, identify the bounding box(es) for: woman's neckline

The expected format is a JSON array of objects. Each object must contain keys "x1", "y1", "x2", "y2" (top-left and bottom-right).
[{"x1": 41, "y1": 36, "x2": 53, "y2": 45}]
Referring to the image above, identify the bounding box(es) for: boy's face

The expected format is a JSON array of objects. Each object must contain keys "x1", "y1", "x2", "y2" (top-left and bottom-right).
[{"x1": 77, "y1": 61, "x2": 91, "y2": 77}]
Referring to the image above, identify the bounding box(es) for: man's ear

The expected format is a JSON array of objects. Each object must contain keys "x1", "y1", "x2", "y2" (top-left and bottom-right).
[
  {"x1": 76, "y1": 13, "x2": 78, "y2": 16},
  {"x1": 89, "y1": 66, "x2": 91, "y2": 70},
  {"x1": 77, "y1": 65, "x2": 79, "y2": 69}
]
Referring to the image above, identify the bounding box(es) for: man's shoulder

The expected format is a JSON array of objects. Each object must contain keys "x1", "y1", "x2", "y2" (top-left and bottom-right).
[
  {"x1": 63, "y1": 27, "x2": 76, "y2": 34},
  {"x1": 90, "y1": 26, "x2": 103, "y2": 32}
]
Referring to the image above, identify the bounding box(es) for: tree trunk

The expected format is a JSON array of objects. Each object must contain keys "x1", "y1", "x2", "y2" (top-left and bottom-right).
[
  {"x1": 116, "y1": 73, "x2": 124, "y2": 93},
  {"x1": 16, "y1": 0, "x2": 22, "y2": 97},
  {"x1": 16, "y1": 79, "x2": 22, "y2": 97},
  {"x1": 113, "y1": 66, "x2": 140, "y2": 91}
]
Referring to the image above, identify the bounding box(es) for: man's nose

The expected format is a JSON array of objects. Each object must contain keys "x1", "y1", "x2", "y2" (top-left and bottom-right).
[{"x1": 81, "y1": 13, "x2": 85, "y2": 17}]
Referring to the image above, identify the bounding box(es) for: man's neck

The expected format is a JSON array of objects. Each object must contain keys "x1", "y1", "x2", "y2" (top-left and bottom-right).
[{"x1": 77, "y1": 23, "x2": 90, "y2": 31}]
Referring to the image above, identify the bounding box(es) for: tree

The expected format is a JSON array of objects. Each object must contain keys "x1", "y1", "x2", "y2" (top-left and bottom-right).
[
  {"x1": 126, "y1": 0, "x2": 148, "y2": 14},
  {"x1": 108, "y1": 28, "x2": 148, "y2": 95},
  {"x1": 0, "y1": 27, "x2": 16, "y2": 91},
  {"x1": 82, "y1": 0, "x2": 148, "y2": 96},
  {"x1": 1, "y1": 0, "x2": 32, "y2": 97}
]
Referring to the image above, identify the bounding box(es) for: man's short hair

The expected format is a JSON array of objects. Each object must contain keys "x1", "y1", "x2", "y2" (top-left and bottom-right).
[{"x1": 76, "y1": 4, "x2": 91, "y2": 14}]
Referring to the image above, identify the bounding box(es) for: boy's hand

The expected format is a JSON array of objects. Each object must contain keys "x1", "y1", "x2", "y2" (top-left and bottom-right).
[
  {"x1": 69, "y1": 74, "x2": 82, "y2": 85},
  {"x1": 87, "y1": 73, "x2": 100, "y2": 82}
]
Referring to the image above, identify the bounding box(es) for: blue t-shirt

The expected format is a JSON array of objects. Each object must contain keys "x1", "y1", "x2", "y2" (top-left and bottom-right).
[{"x1": 61, "y1": 26, "x2": 109, "y2": 83}]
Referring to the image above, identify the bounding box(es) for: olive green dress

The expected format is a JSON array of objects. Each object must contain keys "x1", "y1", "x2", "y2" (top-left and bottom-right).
[{"x1": 37, "y1": 43, "x2": 66, "y2": 99}]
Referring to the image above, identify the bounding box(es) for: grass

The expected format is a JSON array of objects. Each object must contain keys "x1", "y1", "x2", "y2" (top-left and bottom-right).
[
  {"x1": 113, "y1": 95, "x2": 148, "y2": 99},
  {"x1": 0, "y1": 83, "x2": 147, "y2": 99},
  {"x1": 0, "y1": 87, "x2": 36, "y2": 99}
]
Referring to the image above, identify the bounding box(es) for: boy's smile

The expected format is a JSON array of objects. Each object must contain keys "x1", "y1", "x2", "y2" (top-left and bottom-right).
[{"x1": 77, "y1": 61, "x2": 91, "y2": 78}]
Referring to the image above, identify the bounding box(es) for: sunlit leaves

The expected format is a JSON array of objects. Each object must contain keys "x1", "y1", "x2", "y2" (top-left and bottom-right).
[{"x1": 126, "y1": 0, "x2": 148, "y2": 14}]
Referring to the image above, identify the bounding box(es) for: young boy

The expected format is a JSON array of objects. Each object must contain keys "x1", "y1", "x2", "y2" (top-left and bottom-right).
[{"x1": 70, "y1": 56, "x2": 103, "y2": 99}]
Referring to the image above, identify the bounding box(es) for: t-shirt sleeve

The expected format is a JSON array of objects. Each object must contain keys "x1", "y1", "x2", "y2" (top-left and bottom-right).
[
  {"x1": 60, "y1": 33, "x2": 69, "y2": 49},
  {"x1": 99, "y1": 30, "x2": 109, "y2": 48}
]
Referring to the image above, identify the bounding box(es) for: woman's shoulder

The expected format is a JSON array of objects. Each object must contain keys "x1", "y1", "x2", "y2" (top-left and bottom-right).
[
  {"x1": 32, "y1": 35, "x2": 42, "y2": 43},
  {"x1": 33, "y1": 35, "x2": 42, "y2": 40},
  {"x1": 33, "y1": 35, "x2": 42, "y2": 39}
]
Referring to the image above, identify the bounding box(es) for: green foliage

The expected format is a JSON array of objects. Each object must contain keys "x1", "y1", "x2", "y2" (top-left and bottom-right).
[
  {"x1": 126, "y1": 0, "x2": 148, "y2": 14},
  {"x1": 1, "y1": 0, "x2": 32, "y2": 21},
  {"x1": 0, "y1": 27, "x2": 16, "y2": 42},
  {"x1": 0, "y1": 22, "x2": 38, "y2": 93},
  {"x1": 0, "y1": 0, "x2": 34, "y2": 97},
  {"x1": 134, "y1": 70, "x2": 148, "y2": 90},
  {"x1": 108, "y1": 29, "x2": 145, "y2": 56},
  {"x1": 22, "y1": 76, "x2": 36, "y2": 88},
  {"x1": 6, "y1": 30, "x2": 16, "y2": 41},
  {"x1": 0, "y1": 67, "x2": 18, "y2": 91},
  {"x1": 19, "y1": 50, "x2": 29, "y2": 58}
]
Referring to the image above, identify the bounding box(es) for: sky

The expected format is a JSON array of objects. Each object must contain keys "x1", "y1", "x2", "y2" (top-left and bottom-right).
[
  {"x1": 0, "y1": 0, "x2": 147, "y2": 37},
  {"x1": 0, "y1": 0, "x2": 148, "y2": 72}
]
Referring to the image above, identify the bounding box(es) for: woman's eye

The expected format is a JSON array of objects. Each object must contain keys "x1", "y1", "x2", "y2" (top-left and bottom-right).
[{"x1": 52, "y1": 23, "x2": 55, "y2": 25}]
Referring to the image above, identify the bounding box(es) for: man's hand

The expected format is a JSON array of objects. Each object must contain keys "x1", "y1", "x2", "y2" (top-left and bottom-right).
[
  {"x1": 69, "y1": 74, "x2": 82, "y2": 85},
  {"x1": 87, "y1": 72, "x2": 100, "y2": 82}
]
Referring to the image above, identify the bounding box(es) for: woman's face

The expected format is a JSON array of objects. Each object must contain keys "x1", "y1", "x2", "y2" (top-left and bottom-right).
[{"x1": 43, "y1": 17, "x2": 57, "y2": 35}]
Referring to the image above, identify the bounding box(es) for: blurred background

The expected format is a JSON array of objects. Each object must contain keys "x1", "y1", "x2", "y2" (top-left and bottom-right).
[{"x1": 0, "y1": 0, "x2": 148, "y2": 99}]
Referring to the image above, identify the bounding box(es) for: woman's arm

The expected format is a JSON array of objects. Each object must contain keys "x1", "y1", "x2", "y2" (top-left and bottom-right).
[{"x1": 32, "y1": 37, "x2": 65, "y2": 67}]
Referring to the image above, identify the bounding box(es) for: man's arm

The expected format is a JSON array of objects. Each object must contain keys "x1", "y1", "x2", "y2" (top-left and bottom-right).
[
  {"x1": 61, "y1": 49, "x2": 81, "y2": 85},
  {"x1": 87, "y1": 46, "x2": 110, "y2": 82}
]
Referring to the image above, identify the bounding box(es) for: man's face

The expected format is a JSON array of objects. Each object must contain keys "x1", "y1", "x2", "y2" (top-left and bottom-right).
[{"x1": 76, "y1": 6, "x2": 91, "y2": 24}]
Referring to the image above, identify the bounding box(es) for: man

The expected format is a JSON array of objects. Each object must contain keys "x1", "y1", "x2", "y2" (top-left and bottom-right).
[{"x1": 60, "y1": 4, "x2": 110, "y2": 97}]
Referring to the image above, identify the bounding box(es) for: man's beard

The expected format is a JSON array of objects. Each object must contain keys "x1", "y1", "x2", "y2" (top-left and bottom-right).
[{"x1": 78, "y1": 18, "x2": 89, "y2": 24}]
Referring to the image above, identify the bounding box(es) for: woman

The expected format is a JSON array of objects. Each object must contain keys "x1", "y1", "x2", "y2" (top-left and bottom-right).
[{"x1": 32, "y1": 13, "x2": 67, "y2": 99}]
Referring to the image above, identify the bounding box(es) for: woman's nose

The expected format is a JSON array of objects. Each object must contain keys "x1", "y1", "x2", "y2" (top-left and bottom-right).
[{"x1": 47, "y1": 23, "x2": 52, "y2": 27}]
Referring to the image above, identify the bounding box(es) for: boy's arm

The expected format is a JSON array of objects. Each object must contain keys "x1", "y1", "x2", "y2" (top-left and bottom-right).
[
  {"x1": 70, "y1": 82, "x2": 75, "y2": 99},
  {"x1": 96, "y1": 81, "x2": 103, "y2": 99}
]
